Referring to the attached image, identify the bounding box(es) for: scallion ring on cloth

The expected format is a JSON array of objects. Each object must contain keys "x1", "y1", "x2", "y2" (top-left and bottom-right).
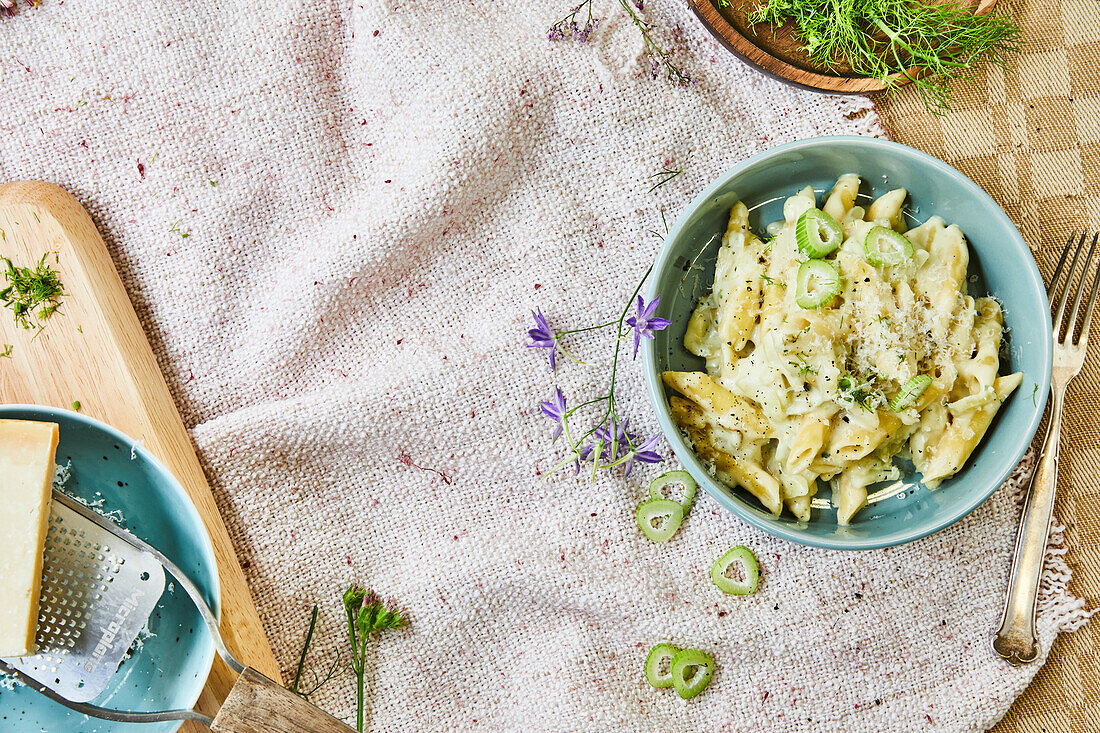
[
  {"x1": 890, "y1": 374, "x2": 933, "y2": 410},
  {"x1": 863, "y1": 225, "x2": 915, "y2": 267},
  {"x1": 635, "y1": 499, "x2": 684, "y2": 542},
  {"x1": 795, "y1": 208, "x2": 843, "y2": 258},
  {"x1": 795, "y1": 259, "x2": 840, "y2": 309},
  {"x1": 647, "y1": 470, "x2": 697, "y2": 514},
  {"x1": 670, "y1": 649, "x2": 715, "y2": 700},
  {"x1": 711, "y1": 545, "x2": 760, "y2": 595},
  {"x1": 644, "y1": 643, "x2": 680, "y2": 689}
]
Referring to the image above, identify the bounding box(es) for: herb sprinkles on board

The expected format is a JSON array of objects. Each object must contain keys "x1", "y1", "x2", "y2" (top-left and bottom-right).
[{"x1": 0, "y1": 252, "x2": 67, "y2": 333}]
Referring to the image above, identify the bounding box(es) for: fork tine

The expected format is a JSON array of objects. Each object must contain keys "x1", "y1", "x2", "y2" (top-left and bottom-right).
[
  {"x1": 1053, "y1": 230, "x2": 1088, "y2": 339},
  {"x1": 1049, "y1": 230, "x2": 1078, "y2": 303},
  {"x1": 1066, "y1": 232, "x2": 1099, "y2": 342},
  {"x1": 1078, "y1": 235, "x2": 1100, "y2": 347}
]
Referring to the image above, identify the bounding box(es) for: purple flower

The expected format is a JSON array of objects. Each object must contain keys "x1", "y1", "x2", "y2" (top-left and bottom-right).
[
  {"x1": 592, "y1": 418, "x2": 632, "y2": 462},
  {"x1": 527, "y1": 308, "x2": 558, "y2": 370},
  {"x1": 625, "y1": 296, "x2": 671, "y2": 358},
  {"x1": 539, "y1": 388, "x2": 568, "y2": 440},
  {"x1": 572, "y1": 419, "x2": 625, "y2": 474},
  {"x1": 622, "y1": 433, "x2": 663, "y2": 476},
  {"x1": 573, "y1": 443, "x2": 595, "y2": 475},
  {"x1": 547, "y1": 2, "x2": 598, "y2": 43},
  {"x1": 573, "y1": 17, "x2": 599, "y2": 41},
  {"x1": 569, "y1": 418, "x2": 663, "y2": 475},
  {"x1": 592, "y1": 419, "x2": 664, "y2": 474},
  {"x1": 596, "y1": 420, "x2": 630, "y2": 456}
]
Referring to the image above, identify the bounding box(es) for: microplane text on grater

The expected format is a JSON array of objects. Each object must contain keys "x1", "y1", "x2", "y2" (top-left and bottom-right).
[{"x1": 0, "y1": 501, "x2": 164, "y2": 703}]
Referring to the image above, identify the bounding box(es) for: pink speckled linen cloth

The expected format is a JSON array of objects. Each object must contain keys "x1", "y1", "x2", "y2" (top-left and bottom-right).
[{"x1": 0, "y1": 0, "x2": 1091, "y2": 730}]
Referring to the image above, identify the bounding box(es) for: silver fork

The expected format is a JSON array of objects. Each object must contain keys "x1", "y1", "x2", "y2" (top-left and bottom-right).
[{"x1": 993, "y1": 230, "x2": 1100, "y2": 665}]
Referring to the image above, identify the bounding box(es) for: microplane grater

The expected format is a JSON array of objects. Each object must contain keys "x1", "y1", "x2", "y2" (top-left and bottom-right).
[
  {"x1": 0, "y1": 490, "x2": 355, "y2": 731},
  {"x1": 0, "y1": 500, "x2": 164, "y2": 703}
]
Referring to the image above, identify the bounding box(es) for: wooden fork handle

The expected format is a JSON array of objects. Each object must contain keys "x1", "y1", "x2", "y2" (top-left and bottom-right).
[
  {"x1": 210, "y1": 667, "x2": 355, "y2": 733},
  {"x1": 992, "y1": 387, "x2": 1063, "y2": 665}
]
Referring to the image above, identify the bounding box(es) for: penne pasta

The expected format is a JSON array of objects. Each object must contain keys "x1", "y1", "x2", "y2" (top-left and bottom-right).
[
  {"x1": 663, "y1": 371, "x2": 771, "y2": 439},
  {"x1": 823, "y1": 174, "x2": 860, "y2": 223},
  {"x1": 835, "y1": 471, "x2": 870, "y2": 526},
  {"x1": 786, "y1": 494, "x2": 813, "y2": 522},
  {"x1": 714, "y1": 202, "x2": 767, "y2": 358},
  {"x1": 866, "y1": 188, "x2": 907, "y2": 231},
  {"x1": 663, "y1": 177, "x2": 1022, "y2": 524},
  {"x1": 921, "y1": 373, "x2": 1022, "y2": 487},
  {"x1": 787, "y1": 413, "x2": 830, "y2": 474}
]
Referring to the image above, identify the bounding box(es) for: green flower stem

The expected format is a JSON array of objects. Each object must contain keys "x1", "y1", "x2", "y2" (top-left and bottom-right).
[
  {"x1": 557, "y1": 320, "x2": 619, "y2": 337},
  {"x1": 591, "y1": 438, "x2": 604, "y2": 480},
  {"x1": 341, "y1": 587, "x2": 410, "y2": 731},
  {"x1": 344, "y1": 602, "x2": 366, "y2": 731},
  {"x1": 356, "y1": 669, "x2": 365, "y2": 731},
  {"x1": 542, "y1": 264, "x2": 654, "y2": 477},
  {"x1": 291, "y1": 605, "x2": 319, "y2": 694},
  {"x1": 616, "y1": 0, "x2": 693, "y2": 84},
  {"x1": 544, "y1": 451, "x2": 582, "y2": 477},
  {"x1": 588, "y1": 264, "x2": 653, "y2": 453},
  {"x1": 552, "y1": 320, "x2": 620, "y2": 365},
  {"x1": 563, "y1": 395, "x2": 611, "y2": 418},
  {"x1": 556, "y1": 341, "x2": 588, "y2": 366}
]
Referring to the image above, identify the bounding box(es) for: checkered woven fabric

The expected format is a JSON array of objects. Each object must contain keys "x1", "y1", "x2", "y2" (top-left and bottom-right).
[{"x1": 878, "y1": 0, "x2": 1100, "y2": 729}]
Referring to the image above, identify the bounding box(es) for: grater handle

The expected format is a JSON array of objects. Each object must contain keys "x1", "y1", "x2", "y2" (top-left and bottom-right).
[{"x1": 210, "y1": 667, "x2": 356, "y2": 732}]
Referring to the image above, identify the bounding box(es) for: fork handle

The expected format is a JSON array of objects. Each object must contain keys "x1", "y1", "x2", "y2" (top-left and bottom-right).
[{"x1": 992, "y1": 386, "x2": 1063, "y2": 664}]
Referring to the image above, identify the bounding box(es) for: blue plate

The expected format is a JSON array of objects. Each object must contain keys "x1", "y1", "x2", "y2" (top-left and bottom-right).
[
  {"x1": 0, "y1": 405, "x2": 218, "y2": 732},
  {"x1": 642, "y1": 136, "x2": 1052, "y2": 550}
]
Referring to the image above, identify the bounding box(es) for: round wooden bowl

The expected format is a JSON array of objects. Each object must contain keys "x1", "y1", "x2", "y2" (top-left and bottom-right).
[{"x1": 688, "y1": 0, "x2": 918, "y2": 93}]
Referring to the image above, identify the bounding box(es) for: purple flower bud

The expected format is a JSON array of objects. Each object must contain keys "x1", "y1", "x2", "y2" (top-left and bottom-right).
[
  {"x1": 539, "y1": 388, "x2": 568, "y2": 440},
  {"x1": 622, "y1": 433, "x2": 663, "y2": 476},
  {"x1": 526, "y1": 308, "x2": 559, "y2": 370},
  {"x1": 626, "y1": 296, "x2": 671, "y2": 358}
]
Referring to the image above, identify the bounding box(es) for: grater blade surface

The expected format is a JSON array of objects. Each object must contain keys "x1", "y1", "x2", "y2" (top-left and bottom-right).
[{"x1": 0, "y1": 501, "x2": 164, "y2": 703}]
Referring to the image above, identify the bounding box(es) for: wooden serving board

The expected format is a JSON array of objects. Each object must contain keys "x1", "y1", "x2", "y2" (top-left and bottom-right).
[
  {"x1": 689, "y1": 0, "x2": 998, "y2": 94},
  {"x1": 0, "y1": 181, "x2": 282, "y2": 731}
]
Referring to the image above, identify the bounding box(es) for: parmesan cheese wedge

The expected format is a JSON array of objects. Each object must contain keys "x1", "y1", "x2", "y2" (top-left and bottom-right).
[{"x1": 0, "y1": 419, "x2": 59, "y2": 657}]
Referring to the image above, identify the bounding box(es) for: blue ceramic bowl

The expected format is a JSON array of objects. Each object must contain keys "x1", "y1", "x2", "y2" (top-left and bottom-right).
[
  {"x1": 0, "y1": 405, "x2": 218, "y2": 732},
  {"x1": 642, "y1": 137, "x2": 1052, "y2": 550}
]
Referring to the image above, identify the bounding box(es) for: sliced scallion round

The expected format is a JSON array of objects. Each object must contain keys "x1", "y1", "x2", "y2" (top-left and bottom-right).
[
  {"x1": 643, "y1": 643, "x2": 680, "y2": 689},
  {"x1": 890, "y1": 374, "x2": 933, "y2": 411},
  {"x1": 711, "y1": 546, "x2": 760, "y2": 595},
  {"x1": 795, "y1": 260, "x2": 840, "y2": 309},
  {"x1": 647, "y1": 470, "x2": 697, "y2": 515},
  {"x1": 795, "y1": 208, "x2": 843, "y2": 258},
  {"x1": 863, "y1": 225, "x2": 915, "y2": 267},
  {"x1": 670, "y1": 649, "x2": 715, "y2": 700},
  {"x1": 636, "y1": 499, "x2": 684, "y2": 542}
]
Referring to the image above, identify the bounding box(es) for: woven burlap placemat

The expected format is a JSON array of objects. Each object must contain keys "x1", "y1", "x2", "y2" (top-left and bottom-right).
[{"x1": 876, "y1": 0, "x2": 1100, "y2": 729}]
